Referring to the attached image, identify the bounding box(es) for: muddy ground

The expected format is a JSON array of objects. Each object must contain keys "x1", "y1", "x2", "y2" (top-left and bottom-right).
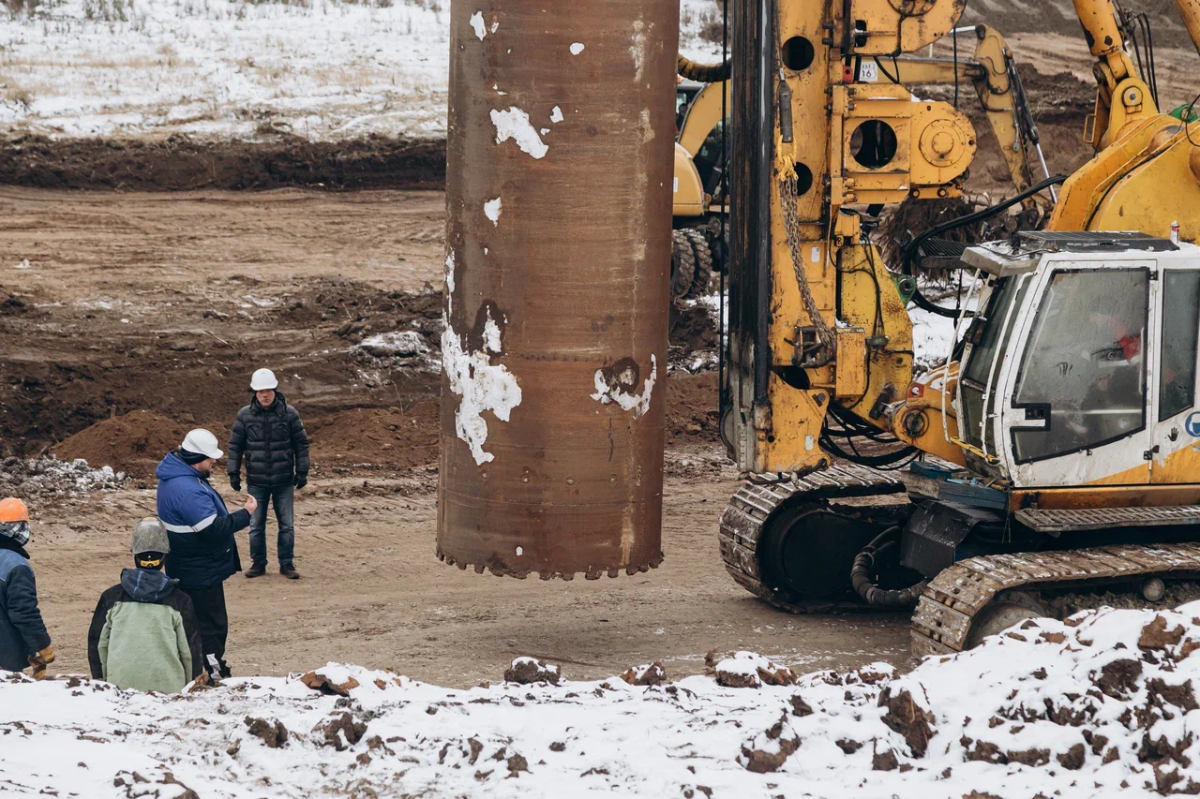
[{"x1": 0, "y1": 186, "x2": 911, "y2": 685}]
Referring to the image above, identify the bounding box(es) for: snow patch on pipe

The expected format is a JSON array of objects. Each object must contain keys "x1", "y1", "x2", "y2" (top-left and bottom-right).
[
  {"x1": 484, "y1": 197, "x2": 502, "y2": 226},
  {"x1": 550, "y1": 106, "x2": 564, "y2": 124},
  {"x1": 630, "y1": 20, "x2": 647, "y2": 82},
  {"x1": 442, "y1": 308, "x2": 521, "y2": 466},
  {"x1": 570, "y1": 42, "x2": 585, "y2": 55},
  {"x1": 640, "y1": 108, "x2": 654, "y2": 143},
  {"x1": 469, "y1": 11, "x2": 486, "y2": 41},
  {"x1": 444, "y1": 250, "x2": 456, "y2": 313},
  {"x1": 591, "y1": 354, "x2": 657, "y2": 417},
  {"x1": 490, "y1": 107, "x2": 548, "y2": 159}
]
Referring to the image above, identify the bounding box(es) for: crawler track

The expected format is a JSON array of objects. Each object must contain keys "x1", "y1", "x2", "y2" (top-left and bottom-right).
[
  {"x1": 911, "y1": 543, "x2": 1200, "y2": 656},
  {"x1": 720, "y1": 464, "x2": 1200, "y2": 655},
  {"x1": 717, "y1": 463, "x2": 907, "y2": 613}
]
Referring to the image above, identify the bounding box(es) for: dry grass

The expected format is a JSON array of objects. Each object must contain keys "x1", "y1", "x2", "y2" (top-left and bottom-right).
[{"x1": 3, "y1": 82, "x2": 33, "y2": 107}]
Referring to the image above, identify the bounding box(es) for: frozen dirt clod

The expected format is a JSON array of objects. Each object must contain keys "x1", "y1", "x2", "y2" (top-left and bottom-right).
[
  {"x1": 314, "y1": 712, "x2": 368, "y2": 751},
  {"x1": 714, "y1": 651, "x2": 797, "y2": 689},
  {"x1": 504, "y1": 658, "x2": 561, "y2": 686},
  {"x1": 620, "y1": 661, "x2": 667, "y2": 687},
  {"x1": 243, "y1": 716, "x2": 288, "y2": 749},
  {"x1": 739, "y1": 712, "x2": 801, "y2": 773},
  {"x1": 300, "y1": 669, "x2": 361, "y2": 697},
  {"x1": 0, "y1": 456, "x2": 127, "y2": 500}
]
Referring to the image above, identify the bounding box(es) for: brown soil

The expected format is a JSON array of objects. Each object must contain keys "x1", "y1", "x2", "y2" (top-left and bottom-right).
[
  {"x1": 53, "y1": 410, "x2": 197, "y2": 477},
  {"x1": 667, "y1": 372, "x2": 721, "y2": 446},
  {"x1": 306, "y1": 403, "x2": 440, "y2": 471},
  {"x1": 0, "y1": 133, "x2": 445, "y2": 192},
  {"x1": 0, "y1": 187, "x2": 447, "y2": 458}
]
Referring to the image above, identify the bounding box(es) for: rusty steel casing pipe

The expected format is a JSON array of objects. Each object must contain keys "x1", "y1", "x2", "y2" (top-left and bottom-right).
[{"x1": 439, "y1": 0, "x2": 678, "y2": 579}]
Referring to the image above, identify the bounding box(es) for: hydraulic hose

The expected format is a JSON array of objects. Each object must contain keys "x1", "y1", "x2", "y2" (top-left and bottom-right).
[
  {"x1": 850, "y1": 527, "x2": 929, "y2": 608},
  {"x1": 900, "y1": 173, "x2": 1067, "y2": 319},
  {"x1": 678, "y1": 55, "x2": 731, "y2": 83}
]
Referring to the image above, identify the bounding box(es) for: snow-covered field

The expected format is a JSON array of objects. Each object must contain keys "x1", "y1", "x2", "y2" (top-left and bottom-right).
[
  {"x1": 3, "y1": 602, "x2": 1200, "y2": 798},
  {"x1": 0, "y1": 0, "x2": 724, "y2": 140}
]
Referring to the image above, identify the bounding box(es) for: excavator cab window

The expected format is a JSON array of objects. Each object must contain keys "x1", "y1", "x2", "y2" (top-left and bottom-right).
[
  {"x1": 1158, "y1": 271, "x2": 1200, "y2": 421},
  {"x1": 1011, "y1": 268, "x2": 1149, "y2": 463},
  {"x1": 958, "y1": 275, "x2": 1030, "y2": 451}
]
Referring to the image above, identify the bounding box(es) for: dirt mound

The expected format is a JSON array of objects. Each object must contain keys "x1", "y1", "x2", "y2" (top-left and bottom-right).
[
  {"x1": 53, "y1": 411, "x2": 215, "y2": 476},
  {"x1": 307, "y1": 403, "x2": 440, "y2": 470},
  {"x1": 666, "y1": 372, "x2": 720, "y2": 445},
  {"x1": 0, "y1": 133, "x2": 445, "y2": 192}
]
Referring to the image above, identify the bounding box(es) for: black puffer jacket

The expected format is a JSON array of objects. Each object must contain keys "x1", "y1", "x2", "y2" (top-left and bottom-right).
[{"x1": 227, "y1": 393, "x2": 310, "y2": 488}]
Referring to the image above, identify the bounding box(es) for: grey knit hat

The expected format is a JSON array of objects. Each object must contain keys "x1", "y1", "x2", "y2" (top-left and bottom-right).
[{"x1": 131, "y1": 517, "x2": 170, "y2": 556}]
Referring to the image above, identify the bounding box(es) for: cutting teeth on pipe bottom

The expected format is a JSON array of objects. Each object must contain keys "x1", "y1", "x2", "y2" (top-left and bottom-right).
[{"x1": 437, "y1": 552, "x2": 663, "y2": 581}]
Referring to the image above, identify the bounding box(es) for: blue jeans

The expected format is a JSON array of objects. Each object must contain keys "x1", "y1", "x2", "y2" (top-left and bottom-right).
[{"x1": 248, "y1": 484, "x2": 295, "y2": 567}]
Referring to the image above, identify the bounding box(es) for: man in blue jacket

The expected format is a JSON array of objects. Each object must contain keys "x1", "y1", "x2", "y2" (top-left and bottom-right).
[{"x1": 156, "y1": 429, "x2": 256, "y2": 678}]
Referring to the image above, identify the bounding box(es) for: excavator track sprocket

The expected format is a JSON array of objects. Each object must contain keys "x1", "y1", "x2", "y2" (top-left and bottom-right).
[
  {"x1": 718, "y1": 463, "x2": 908, "y2": 613},
  {"x1": 912, "y1": 542, "x2": 1200, "y2": 656}
]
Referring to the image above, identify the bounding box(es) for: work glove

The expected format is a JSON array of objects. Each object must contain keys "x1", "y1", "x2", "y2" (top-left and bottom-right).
[
  {"x1": 295, "y1": 473, "x2": 308, "y2": 490},
  {"x1": 229, "y1": 473, "x2": 241, "y2": 492},
  {"x1": 28, "y1": 646, "x2": 55, "y2": 681}
]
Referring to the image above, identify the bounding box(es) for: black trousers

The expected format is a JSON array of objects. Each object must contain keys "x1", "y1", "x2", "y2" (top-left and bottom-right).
[{"x1": 180, "y1": 583, "x2": 228, "y2": 672}]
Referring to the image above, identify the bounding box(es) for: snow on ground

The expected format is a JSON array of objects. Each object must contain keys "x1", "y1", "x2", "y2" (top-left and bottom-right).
[
  {"x1": 0, "y1": 0, "x2": 725, "y2": 140},
  {"x1": 4, "y1": 601, "x2": 1200, "y2": 797}
]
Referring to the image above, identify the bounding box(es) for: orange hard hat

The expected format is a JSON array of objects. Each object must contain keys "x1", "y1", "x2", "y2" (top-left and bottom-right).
[{"x1": 0, "y1": 497, "x2": 30, "y2": 523}]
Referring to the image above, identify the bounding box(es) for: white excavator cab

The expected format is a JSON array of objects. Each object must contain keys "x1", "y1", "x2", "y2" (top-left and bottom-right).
[{"x1": 955, "y1": 232, "x2": 1200, "y2": 491}]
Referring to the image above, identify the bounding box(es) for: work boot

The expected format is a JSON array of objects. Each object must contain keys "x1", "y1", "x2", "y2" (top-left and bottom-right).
[
  {"x1": 245, "y1": 563, "x2": 266, "y2": 579},
  {"x1": 280, "y1": 564, "x2": 300, "y2": 580}
]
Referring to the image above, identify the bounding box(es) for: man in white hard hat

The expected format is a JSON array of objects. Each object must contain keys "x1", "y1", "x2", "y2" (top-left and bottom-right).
[
  {"x1": 155, "y1": 429, "x2": 257, "y2": 678},
  {"x1": 226, "y1": 368, "x2": 310, "y2": 580}
]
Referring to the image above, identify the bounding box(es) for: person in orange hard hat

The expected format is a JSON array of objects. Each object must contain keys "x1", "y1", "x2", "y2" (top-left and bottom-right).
[{"x1": 0, "y1": 498, "x2": 54, "y2": 679}]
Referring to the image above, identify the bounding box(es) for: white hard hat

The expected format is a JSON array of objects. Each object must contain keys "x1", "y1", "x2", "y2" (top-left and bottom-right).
[
  {"x1": 250, "y1": 368, "x2": 278, "y2": 391},
  {"x1": 181, "y1": 429, "x2": 224, "y2": 460}
]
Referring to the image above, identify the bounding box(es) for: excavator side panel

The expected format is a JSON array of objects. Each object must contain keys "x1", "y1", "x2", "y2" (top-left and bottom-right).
[
  {"x1": 672, "y1": 143, "x2": 707, "y2": 217},
  {"x1": 1086, "y1": 132, "x2": 1200, "y2": 243}
]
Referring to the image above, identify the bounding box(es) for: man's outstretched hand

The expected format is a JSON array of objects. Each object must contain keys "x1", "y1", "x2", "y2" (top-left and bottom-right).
[{"x1": 244, "y1": 495, "x2": 258, "y2": 514}]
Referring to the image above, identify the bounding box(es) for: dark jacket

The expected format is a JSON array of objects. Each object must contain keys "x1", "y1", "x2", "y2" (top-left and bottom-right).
[
  {"x1": 227, "y1": 392, "x2": 310, "y2": 488},
  {"x1": 88, "y1": 568, "x2": 205, "y2": 692},
  {"x1": 156, "y1": 452, "x2": 248, "y2": 588},
  {"x1": 0, "y1": 540, "x2": 51, "y2": 673}
]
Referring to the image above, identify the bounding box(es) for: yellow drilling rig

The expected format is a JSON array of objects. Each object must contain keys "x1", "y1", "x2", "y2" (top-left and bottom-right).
[{"x1": 713, "y1": 0, "x2": 1200, "y2": 652}]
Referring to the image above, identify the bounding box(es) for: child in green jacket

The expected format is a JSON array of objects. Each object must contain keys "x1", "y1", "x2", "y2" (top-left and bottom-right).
[{"x1": 87, "y1": 518, "x2": 205, "y2": 693}]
